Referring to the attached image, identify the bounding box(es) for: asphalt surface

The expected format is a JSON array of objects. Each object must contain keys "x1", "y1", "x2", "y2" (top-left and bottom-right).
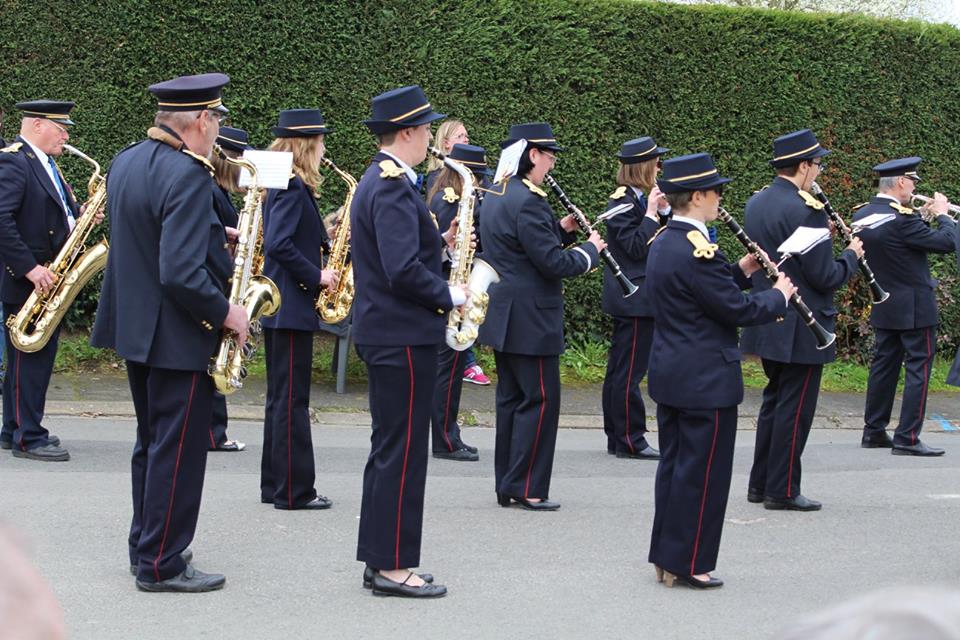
[{"x1": 3, "y1": 411, "x2": 960, "y2": 639}]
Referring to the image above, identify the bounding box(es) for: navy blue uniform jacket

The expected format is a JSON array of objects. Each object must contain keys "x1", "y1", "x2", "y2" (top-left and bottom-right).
[
  {"x1": 602, "y1": 186, "x2": 661, "y2": 317},
  {"x1": 739, "y1": 177, "x2": 858, "y2": 364},
  {"x1": 646, "y1": 220, "x2": 785, "y2": 409},
  {"x1": 350, "y1": 152, "x2": 452, "y2": 346},
  {"x1": 212, "y1": 185, "x2": 239, "y2": 228},
  {"x1": 477, "y1": 177, "x2": 600, "y2": 356},
  {"x1": 853, "y1": 196, "x2": 956, "y2": 330},
  {"x1": 0, "y1": 136, "x2": 79, "y2": 305},
  {"x1": 91, "y1": 129, "x2": 231, "y2": 371},
  {"x1": 261, "y1": 175, "x2": 329, "y2": 332}
]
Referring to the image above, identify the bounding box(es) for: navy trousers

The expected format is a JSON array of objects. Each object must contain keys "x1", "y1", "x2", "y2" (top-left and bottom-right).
[
  {"x1": 493, "y1": 352, "x2": 561, "y2": 500},
  {"x1": 748, "y1": 360, "x2": 823, "y2": 500},
  {"x1": 864, "y1": 326, "x2": 937, "y2": 447},
  {"x1": 127, "y1": 362, "x2": 213, "y2": 583},
  {"x1": 1, "y1": 303, "x2": 60, "y2": 451},
  {"x1": 649, "y1": 404, "x2": 737, "y2": 576},
  {"x1": 356, "y1": 344, "x2": 436, "y2": 570},
  {"x1": 260, "y1": 328, "x2": 317, "y2": 508},
  {"x1": 431, "y1": 343, "x2": 469, "y2": 453},
  {"x1": 207, "y1": 392, "x2": 228, "y2": 449},
  {"x1": 602, "y1": 316, "x2": 654, "y2": 454}
]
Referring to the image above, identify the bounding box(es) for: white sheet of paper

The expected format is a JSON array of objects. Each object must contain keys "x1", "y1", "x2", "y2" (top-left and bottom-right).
[
  {"x1": 238, "y1": 150, "x2": 294, "y2": 190},
  {"x1": 493, "y1": 140, "x2": 527, "y2": 184},
  {"x1": 851, "y1": 212, "x2": 895, "y2": 231},
  {"x1": 777, "y1": 226, "x2": 831, "y2": 256}
]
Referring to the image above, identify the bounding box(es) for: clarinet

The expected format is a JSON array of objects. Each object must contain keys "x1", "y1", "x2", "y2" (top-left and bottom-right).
[
  {"x1": 542, "y1": 174, "x2": 638, "y2": 298},
  {"x1": 810, "y1": 182, "x2": 889, "y2": 304},
  {"x1": 717, "y1": 207, "x2": 836, "y2": 350}
]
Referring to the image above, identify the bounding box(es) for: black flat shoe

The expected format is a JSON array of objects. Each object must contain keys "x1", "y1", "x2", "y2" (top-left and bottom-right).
[
  {"x1": 274, "y1": 495, "x2": 333, "y2": 510},
  {"x1": 363, "y1": 565, "x2": 433, "y2": 589},
  {"x1": 131, "y1": 548, "x2": 193, "y2": 576},
  {"x1": 2, "y1": 435, "x2": 60, "y2": 450},
  {"x1": 892, "y1": 441, "x2": 945, "y2": 457},
  {"x1": 371, "y1": 572, "x2": 446, "y2": 598},
  {"x1": 136, "y1": 565, "x2": 225, "y2": 593},
  {"x1": 763, "y1": 494, "x2": 822, "y2": 511},
  {"x1": 663, "y1": 572, "x2": 724, "y2": 589},
  {"x1": 461, "y1": 442, "x2": 478, "y2": 454},
  {"x1": 747, "y1": 488, "x2": 764, "y2": 503},
  {"x1": 432, "y1": 448, "x2": 479, "y2": 462},
  {"x1": 861, "y1": 431, "x2": 893, "y2": 448},
  {"x1": 12, "y1": 443, "x2": 70, "y2": 461},
  {"x1": 260, "y1": 496, "x2": 272, "y2": 504},
  {"x1": 616, "y1": 446, "x2": 660, "y2": 460},
  {"x1": 501, "y1": 495, "x2": 561, "y2": 511}
]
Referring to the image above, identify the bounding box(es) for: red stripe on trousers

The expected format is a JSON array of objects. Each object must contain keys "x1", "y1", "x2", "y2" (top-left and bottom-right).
[
  {"x1": 524, "y1": 358, "x2": 547, "y2": 499},
  {"x1": 916, "y1": 328, "x2": 932, "y2": 445},
  {"x1": 395, "y1": 347, "x2": 415, "y2": 569},
  {"x1": 14, "y1": 350, "x2": 22, "y2": 448},
  {"x1": 441, "y1": 351, "x2": 461, "y2": 451},
  {"x1": 690, "y1": 409, "x2": 720, "y2": 576},
  {"x1": 787, "y1": 367, "x2": 813, "y2": 498},
  {"x1": 624, "y1": 318, "x2": 639, "y2": 454},
  {"x1": 287, "y1": 332, "x2": 294, "y2": 508},
  {"x1": 153, "y1": 372, "x2": 198, "y2": 582}
]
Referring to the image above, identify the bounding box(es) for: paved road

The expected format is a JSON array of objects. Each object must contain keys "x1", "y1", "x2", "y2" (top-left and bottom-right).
[{"x1": 3, "y1": 416, "x2": 960, "y2": 639}]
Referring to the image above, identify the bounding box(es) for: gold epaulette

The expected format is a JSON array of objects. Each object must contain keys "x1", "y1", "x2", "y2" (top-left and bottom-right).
[
  {"x1": 181, "y1": 149, "x2": 215, "y2": 176},
  {"x1": 522, "y1": 178, "x2": 547, "y2": 198},
  {"x1": 609, "y1": 186, "x2": 627, "y2": 200},
  {"x1": 0, "y1": 142, "x2": 23, "y2": 154},
  {"x1": 851, "y1": 202, "x2": 868, "y2": 212},
  {"x1": 687, "y1": 230, "x2": 718, "y2": 259},
  {"x1": 890, "y1": 201, "x2": 914, "y2": 215},
  {"x1": 646, "y1": 225, "x2": 668, "y2": 246},
  {"x1": 378, "y1": 159, "x2": 404, "y2": 179},
  {"x1": 797, "y1": 189, "x2": 825, "y2": 210},
  {"x1": 442, "y1": 187, "x2": 459, "y2": 203}
]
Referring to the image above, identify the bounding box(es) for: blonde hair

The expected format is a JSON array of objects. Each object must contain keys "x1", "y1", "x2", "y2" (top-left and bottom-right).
[
  {"x1": 616, "y1": 157, "x2": 658, "y2": 192},
  {"x1": 268, "y1": 135, "x2": 323, "y2": 192},
  {"x1": 211, "y1": 148, "x2": 242, "y2": 193},
  {"x1": 426, "y1": 119, "x2": 465, "y2": 172},
  {"x1": 426, "y1": 166, "x2": 464, "y2": 205}
]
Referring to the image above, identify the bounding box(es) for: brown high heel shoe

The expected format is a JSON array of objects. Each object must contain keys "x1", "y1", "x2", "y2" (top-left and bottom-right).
[{"x1": 655, "y1": 565, "x2": 664, "y2": 583}]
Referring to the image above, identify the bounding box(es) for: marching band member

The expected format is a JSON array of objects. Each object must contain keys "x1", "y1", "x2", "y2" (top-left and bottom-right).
[
  {"x1": 259, "y1": 109, "x2": 339, "y2": 510},
  {"x1": 479, "y1": 122, "x2": 603, "y2": 511},
  {"x1": 855, "y1": 157, "x2": 956, "y2": 456},
  {"x1": 741, "y1": 129, "x2": 863, "y2": 511},
  {"x1": 0, "y1": 100, "x2": 81, "y2": 461},
  {"x1": 601, "y1": 136, "x2": 669, "y2": 460},
  {"x1": 352, "y1": 85, "x2": 459, "y2": 598},
  {"x1": 948, "y1": 221, "x2": 960, "y2": 388},
  {"x1": 646, "y1": 152, "x2": 794, "y2": 589},
  {"x1": 426, "y1": 143, "x2": 491, "y2": 462},
  {"x1": 92, "y1": 73, "x2": 246, "y2": 592}
]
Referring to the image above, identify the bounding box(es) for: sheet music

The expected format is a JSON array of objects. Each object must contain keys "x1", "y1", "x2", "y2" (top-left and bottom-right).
[
  {"x1": 238, "y1": 150, "x2": 294, "y2": 190},
  {"x1": 493, "y1": 140, "x2": 527, "y2": 184},
  {"x1": 851, "y1": 212, "x2": 895, "y2": 231},
  {"x1": 777, "y1": 226, "x2": 831, "y2": 256}
]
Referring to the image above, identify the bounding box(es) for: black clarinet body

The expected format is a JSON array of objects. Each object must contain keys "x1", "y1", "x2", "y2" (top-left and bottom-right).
[
  {"x1": 716, "y1": 207, "x2": 836, "y2": 350},
  {"x1": 542, "y1": 174, "x2": 638, "y2": 298},
  {"x1": 809, "y1": 182, "x2": 889, "y2": 304}
]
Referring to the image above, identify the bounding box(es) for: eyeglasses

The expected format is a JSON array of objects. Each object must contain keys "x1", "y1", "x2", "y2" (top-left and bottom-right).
[
  {"x1": 47, "y1": 120, "x2": 69, "y2": 135},
  {"x1": 812, "y1": 160, "x2": 825, "y2": 168},
  {"x1": 205, "y1": 110, "x2": 226, "y2": 125},
  {"x1": 711, "y1": 185, "x2": 725, "y2": 197}
]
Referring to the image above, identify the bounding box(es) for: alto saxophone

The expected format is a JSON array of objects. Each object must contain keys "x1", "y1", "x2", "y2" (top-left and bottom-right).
[
  {"x1": 315, "y1": 156, "x2": 356, "y2": 323},
  {"x1": 209, "y1": 146, "x2": 281, "y2": 394},
  {"x1": 7, "y1": 144, "x2": 109, "y2": 352},
  {"x1": 428, "y1": 148, "x2": 500, "y2": 351}
]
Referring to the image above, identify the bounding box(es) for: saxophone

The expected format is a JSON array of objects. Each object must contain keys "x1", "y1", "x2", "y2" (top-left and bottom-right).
[
  {"x1": 428, "y1": 148, "x2": 500, "y2": 351},
  {"x1": 315, "y1": 156, "x2": 356, "y2": 323},
  {"x1": 7, "y1": 144, "x2": 109, "y2": 352},
  {"x1": 208, "y1": 146, "x2": 281, "y2": 394}
]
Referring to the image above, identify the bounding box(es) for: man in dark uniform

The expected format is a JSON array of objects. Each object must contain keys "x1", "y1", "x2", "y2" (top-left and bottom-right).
[
  {"x1": 0, "y1": 100, "x2": 80, "y2": 461},
  {"x1": 741, "y1": 129, "x2": 863, "y2": 511},
  {"x1": 478, "y1": 122, "x2": 603, "y2": 511},
  {"x1": 855, "y1": 157, "x2": 956, "y2": 456},
  {"x1": 948, "y1": 222, "x2": 960, "y2": 389},
  {"x1": 91, "y1": 73, "x2": 248, "y2": 592},
  {"x1": 646, "y1": 152, "x2": 793, "y2": 589},
  {"x1": 352, "y1": 85, "x2": 460, "y2": 598},
  {"x1": 601, "y1": 136, "x2": 669, "y2": 460}
]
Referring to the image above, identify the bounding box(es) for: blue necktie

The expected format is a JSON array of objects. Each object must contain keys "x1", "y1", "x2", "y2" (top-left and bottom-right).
[{"x1": 47, "y1": 157, "x2": 74, "y2": 227}]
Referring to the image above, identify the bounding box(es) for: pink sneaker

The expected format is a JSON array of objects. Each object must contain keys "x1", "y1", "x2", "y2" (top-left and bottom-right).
[{"x1": 462, "y1": 364, "x2": 491, "y2": 385}]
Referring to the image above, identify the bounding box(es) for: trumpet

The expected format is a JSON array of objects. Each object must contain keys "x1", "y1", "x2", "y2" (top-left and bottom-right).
[{"x1": 910, "y1": 194, "x2": 960, "y2": 221}]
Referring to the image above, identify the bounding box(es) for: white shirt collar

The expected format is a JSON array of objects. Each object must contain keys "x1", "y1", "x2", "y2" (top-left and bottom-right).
[
  {"x1": 875, "y1": 193, "x2": 900, "y2": 203},
  {"x1": 672, "y1": 214, "x2": 710, "y2": 238},
  {"x1": 630, "y1": 186, "x2": 645, "y2": 201},
  {"x1": 380, "y1": 150, "x2": 418, "y2": 186}
]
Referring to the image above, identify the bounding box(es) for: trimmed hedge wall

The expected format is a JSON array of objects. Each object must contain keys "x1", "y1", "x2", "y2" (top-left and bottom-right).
[{"x1": 2, "y1": 0, "x2": 959, "y2": 360}]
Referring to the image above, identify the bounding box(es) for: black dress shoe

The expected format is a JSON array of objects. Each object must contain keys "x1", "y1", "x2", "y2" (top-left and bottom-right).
[
  {"x1": 616, "y1": 446, "x2": 660, "y2": 460},
  {"x1": 747, "y1": 488, "x2": 764, "y2": 504},
  {"x1": 274, "y1": 495, "x2": 333, "y2": 510},
  {"x1": 461, "y1": 442, "x2": 478, "y2": 454},
  {"x1": 2, "y1": 435, "x2": 60, "y2": 450},
  {"x1": 136, "y1": 565, "x2": 225, "y2": 593},
  {"x1": 370, "y1": 572, "x2": 446, "y2": 598},
  {"x1": 497, "y1": 492, "x2": 512, "y2": 507},
  {"x1": 763, "y1": 494, "x2": 822, "y2": 511},
  {"x1": 260, "y1": 497, "x2": 272, "y2": 504},
  {"x1": 432, "y1": 447, "x2": 479, "y2": 462},
  {"x1": 12, "y1": 444, "x2": 69, "y2": 461},
  {"x1": 861, "y1": 431, "x2": 893, "y2": 448},
  {"x1": 131, "y1": 548, "x2": 194, "y2": 575},
  {"x1": 502, "y1": 496, "x2": 561, "y2": 511},
  {"x1": 892, "y1": 441, "x2": 945, "y2": 456},
  {"x1": 663, "y1": 572, "x2": 724, "y2": 589},
  {"x1": 363, "y1": 565, "x2": 433, "y2": 589}
]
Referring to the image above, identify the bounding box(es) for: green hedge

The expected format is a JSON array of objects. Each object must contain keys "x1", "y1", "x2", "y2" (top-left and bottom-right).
[{"x1": 2, "y1": 0, "x2": 959, "y2": 360}]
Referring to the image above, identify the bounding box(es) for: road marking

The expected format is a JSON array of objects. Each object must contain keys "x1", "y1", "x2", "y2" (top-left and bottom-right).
[
  {"x1": 726, "y1": 518, "x2": 766, "y2": 525},
  {"x1": 930, "y1": 414, "x2": 958, "y2": 432},
  {"x1": 926, "y1": 494, "x2": 960, "y2": 500}
]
